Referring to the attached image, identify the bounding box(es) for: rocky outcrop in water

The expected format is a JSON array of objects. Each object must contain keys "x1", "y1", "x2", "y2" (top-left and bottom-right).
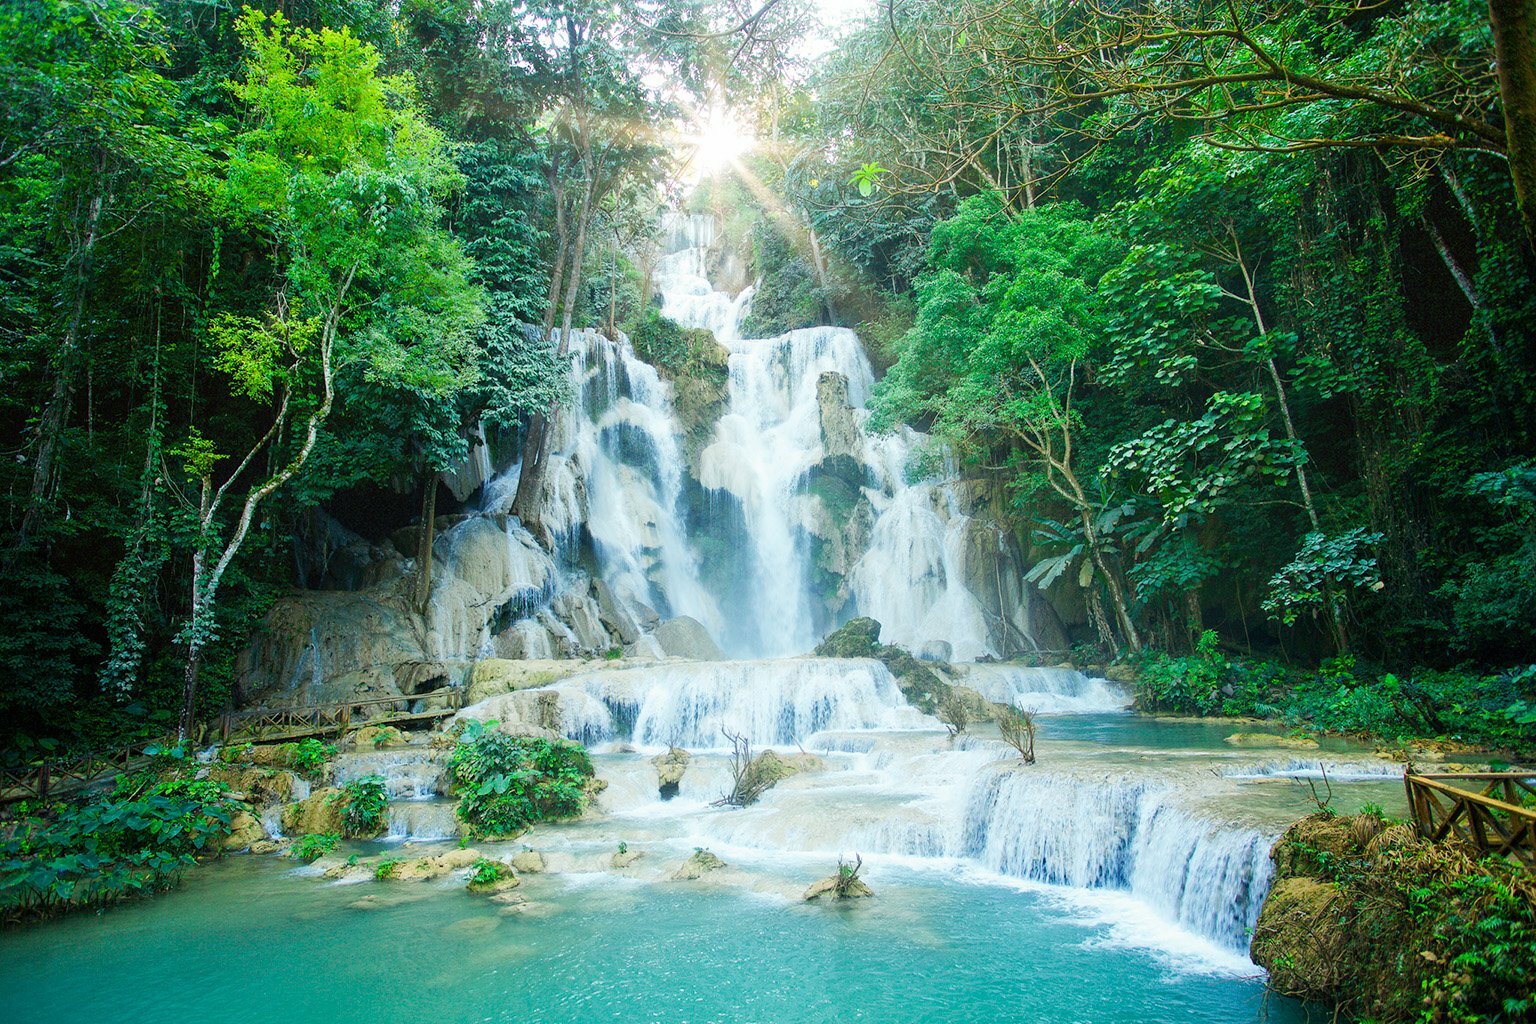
[
  {"x1": 1251, "y1": 812, "x2": 1536, "y2": 1022},
  {"x1": 813, "y1": 617, "x2": 954, "y2": 714},
  {"x1": 653, "y1": 616, "x2": 725, "y2": 660},
  {"x1": 652, "y1": 747, "x2": 691, "y2": 799},
  {"x1": 672, "y1": 849, "x2": 727, "y2": 880}
]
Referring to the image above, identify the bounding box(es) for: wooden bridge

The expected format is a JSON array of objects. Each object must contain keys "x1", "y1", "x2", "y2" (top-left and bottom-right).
[
  {"x1": 0, "y1": 689, "x2": 464, "y2": 805},
  {"x1": 1405, "y1": 771, "x2": 1536, "y2": 866}
]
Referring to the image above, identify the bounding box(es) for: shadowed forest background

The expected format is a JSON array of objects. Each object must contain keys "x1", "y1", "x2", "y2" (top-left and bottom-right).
[{"x1": 2, "y1": 0, "x2": 1533, "y2": 756}]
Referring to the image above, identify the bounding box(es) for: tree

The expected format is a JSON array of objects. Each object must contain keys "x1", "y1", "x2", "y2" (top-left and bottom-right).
[{"x1": 173, "y1": 10, "x2": 480, "y2": 737}]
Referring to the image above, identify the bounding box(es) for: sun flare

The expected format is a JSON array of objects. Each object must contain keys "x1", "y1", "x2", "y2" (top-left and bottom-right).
[{"x1": 687, "y1": 106, "x2": 755, "y2": 177}]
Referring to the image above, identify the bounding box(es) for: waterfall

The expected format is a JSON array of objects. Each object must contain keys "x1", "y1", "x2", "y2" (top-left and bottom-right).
[
  {"x1": 960, "y1": 769, "x2": 1273, "y2": 951},
  {"x1": 951, "y1": 664, "x2": 1133, "y2": 714},
  {"x1": 652, "y1": 212, "x2": 1023, "y2": 659}
]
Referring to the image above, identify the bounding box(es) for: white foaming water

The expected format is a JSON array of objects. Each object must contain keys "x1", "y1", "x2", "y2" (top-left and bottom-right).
[
  {"x1": 958, "y1": 769, "x2": 1272, "y2": 949},
  {"x1": 446, "y1": 658, "x2": 1285, "y2": 957},
  {"x1": 477, "y1": 659, "x2": 930, "y2": 749},
  {"x1": 654, "y1": 212, "x2": 1020, "y2": 659},
  {"x1": 333, "y1": 748, "x2": 446, "y2": 800},
  {"x1": 951, "y1": 664, "x2": 1133, "y2": 714}
]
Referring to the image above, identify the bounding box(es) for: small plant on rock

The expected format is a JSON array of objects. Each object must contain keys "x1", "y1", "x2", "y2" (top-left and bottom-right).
[
  {"x1": 466, "y1": 857, "x2": 511, "y2": 889},
  {"x1": 994, "y1": 704, "x2": 1037, "y2": 764},
  {"x1": 291, "y1": 833, "x2": 340, "y2": 862},
  {"x1": 374, "y1": 857, "x2": 401, "y2": 880},
  {"x1": 938, "y1": 692, "x2": 970, "y2": 738},
  {"x1": 292, "y1": 738, "x2": 336, "y2": 779},
  {"x1": 334, "y1": 775, "x2": 389, "y2": 836}
]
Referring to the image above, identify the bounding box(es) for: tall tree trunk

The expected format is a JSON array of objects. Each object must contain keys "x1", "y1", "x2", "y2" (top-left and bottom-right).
[
  {"x1": 414, "y1": 477, "x2": 438, "y2": 614},
  {"x1": 1489, "y1": 0, "x2": 1536, "y2": 245},
  {"x1": 16, "y1": 177, "x2": 105, "y2": 547}
]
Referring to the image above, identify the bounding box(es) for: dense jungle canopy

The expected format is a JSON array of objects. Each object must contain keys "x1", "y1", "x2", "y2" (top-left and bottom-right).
[{"x1": 1, "y1": 0, "x2": 1533, "y2": 751}]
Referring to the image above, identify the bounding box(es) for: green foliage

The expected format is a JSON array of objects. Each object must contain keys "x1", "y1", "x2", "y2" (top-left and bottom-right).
[
  {"x1": 290, "y1": 833, "x2": 340, "y2": 863},
  {"x1": 446, "y1": 721, "x2": 595, "y2": 838},
  {"x1": 1134, "y1": 630, "x2": 1231, "y2": 716},
  {"x1": 0, "y1": 779, "x2": 233, "y2": 922},
  {"x1": 374, "y1": 856, "x2": 400, "y2": 880},
  {"x1": 466, "y1": 857, "x2": 510, "y2": 888},
  {"x1": 334, "y1": 775, "x2": 388, "y2": 836},
  {"x1": 1264, "y1": 529, "x2": 1385, "y2": 627},
  {"x1": 292, "y1": 739, "x2": 336, "y2": 779}
]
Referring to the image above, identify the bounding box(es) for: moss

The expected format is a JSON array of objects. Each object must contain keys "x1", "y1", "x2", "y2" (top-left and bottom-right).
[
  {"x1": 814, "y1": 617, "x2": 954, "y2": 714},
  {"x1": 1250, "y1": 811, "x2": 1536, "y2": 1021}
]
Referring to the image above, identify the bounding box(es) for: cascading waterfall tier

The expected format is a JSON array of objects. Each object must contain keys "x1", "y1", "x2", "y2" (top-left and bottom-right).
[{"x1": 447, "y1": 658, "x2": 1285, "y2": 956}]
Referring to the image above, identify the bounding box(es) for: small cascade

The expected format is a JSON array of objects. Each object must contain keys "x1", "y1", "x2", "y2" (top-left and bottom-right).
[
  {"x1": 386, "y1": 801, "x2": 461, "y2": 841},
  {"x1": 960, "y1": 769, "x2": 1272, "y2": 951},
  {"x1": 467, "y1": 659, "x2": 928, "y2": 749},
  {"x1": 332, "y1": 748, "x2": 446, "y2": 800},
  {"x1": 951, "y1": 664, "x2": 1133, "y2": 715}
]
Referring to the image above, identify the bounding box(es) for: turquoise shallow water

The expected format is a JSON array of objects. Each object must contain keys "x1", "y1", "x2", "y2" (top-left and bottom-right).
[{"x1": 0, "y1": 854, "x2": 1309, "y2": 1024}]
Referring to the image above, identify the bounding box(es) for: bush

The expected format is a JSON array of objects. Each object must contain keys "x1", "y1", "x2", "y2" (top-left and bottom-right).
[
  {"x1": 292, "y1": 738, "x2": 336, "y2": 779},
  {"x1": 1134, "y1": 630, "x2": 1231, "y2": 716},
  {"x1": 291, "y1": 833, "x2": 340, "y2": 862},
  {"x1": 0, "y1": 784, "x2": 233, "y2": 922},
  {"x1": 446, "y1": 721, "x2": 595, "y2": 837},
  {"x1": 466, "y1": 857, "x2": 511, "y2": 889},
  {"x1": 334, "y1": 775, "x2": 389, "y2": 836}
]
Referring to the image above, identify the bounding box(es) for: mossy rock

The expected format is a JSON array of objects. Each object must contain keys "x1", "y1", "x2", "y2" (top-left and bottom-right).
[
  {"x1": 281, "y1": 788, "x2": 346, "y2": 836},
  {"x1": 1249, "y1": 876, "x2": 1347, "y2": 999},
  {"x1": 672, "y1": 849, "x2": 727, "y2": 880},
  {"x1": 814, "y1": 617, "x2": 882, "y2": 658}
]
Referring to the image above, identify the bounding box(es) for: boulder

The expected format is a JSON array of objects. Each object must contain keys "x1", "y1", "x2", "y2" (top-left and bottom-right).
[
  {"x1": 611, "y1": 849, "x2": 643, "y2": 869},
  {"x1": 395, "y1": 847, "x2": 483, "y2": 882},
  {"x1": 816, "y1": 372, "x2": 863, "y2": 462},
  {"x1": 592, "y1": 579, "x2": 642, "y2": 645},
  {"x1": 465, "y1": 658, "x2": 597, "y2": 703},
  {"x1": 203, "y1": 764, "x2": 297, "y2": 808},
  {"x1": 466, "y1": 861, "x2": 520, "y2": 895},
  {"x1": 217, "y1": 811, "x2": 269, "y2": 853},
  {"x1": 281, "y1": 788, "x2": 346, "y2": 836},
  {"x1": 348, "y1": 725, "x2": 410, "y2": 750},
  {"x1": 1249, "y1": 876, "x2": 1346, "y2": 999},
  {"x1": 814, "y1": 617, "x2": 882, "y2": 658},
  {"x1": 918, "y1": 640, "x2": 953, "y2": 663},
  {"x1": 510, "y1": 850, "x2": 546, "y2": 874},
  {"x1": 652, "y1": 747, "x2": 691, "y2": 799},
  {"x1": 249, "y1": 839, "x2": 288, "y2": 856},
  {"x1": 671, "y1": 849, "x2": 727, "y2": 880},
  {"x1": 1225, "y1": 732, "x2": 1320, "y2": 750},
  {"x1": 653, "y1": 616, "x2": 725, "y2": 661}
]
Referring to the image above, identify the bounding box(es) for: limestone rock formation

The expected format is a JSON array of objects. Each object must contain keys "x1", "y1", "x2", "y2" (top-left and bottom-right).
[
  {"x1": 510, "y1": 850, "x2": 546, "y2": 874},
  {"x1": 653, "y1": 616, "x2": 725, "y2": 660},
  {"x1": 672, "y1": 849, "x2": 727, "y2": 880},
  {"x1": 652, "y1": 747, "x2": 691, "y2": 799},
  {"x1": 217, "y1": 811, "x2": 269, "y2": 853},
  {"x1": 281, "y1": 789, "x2": 345, "y2": 837}
]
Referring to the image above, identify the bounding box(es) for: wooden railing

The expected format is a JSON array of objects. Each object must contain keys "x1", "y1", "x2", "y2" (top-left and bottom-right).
[
  {"x1": 217, "y1": 688, "x2": 463, "y2": 743},
  {"x1": 1405, "y1": 771, "x2": 1536, "y2": 865},
  {"x1": 0, "y1": 740, "x2": 174, "y2": 805},
  {"x1": 1, "y1": 688, "x2": 464, "y2": 805}
]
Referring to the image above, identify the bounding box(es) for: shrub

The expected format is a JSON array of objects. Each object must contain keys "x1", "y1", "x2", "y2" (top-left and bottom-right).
[
  {"x1": 446, "y1": 721, "x2": 595, "y2": 837},
  {"x1": 334, "y1": 775, "x2": 389, "y2": 836},
  {"x1": 292, "y1": 738, "x2": 336, "y2": 779},
  {"x1": 1134, "y1": 630, "x2": 1230, "y2": 716},
  {"x1": 0, "y1": 785, "x2": 233, "y2": 922},
  {"x1": 374, "y1": 857, "x2": 401, "y2": 880},
  {"x1": 291, "y1": 833, "x2": 340, "y2": 862},
  {"x1": 466, "y1": 857, "x2": 510, "y2": 889}
]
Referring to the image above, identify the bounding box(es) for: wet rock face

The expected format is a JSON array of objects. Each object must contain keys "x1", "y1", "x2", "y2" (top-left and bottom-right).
[
  {"x1": 652, "y1": 616, "x2": 725, "y2": 660},
  {"x1": 816, "y1": 371, "x2": 863, "y2": 463},
  {"x1": 671, "y1": 849, "x2": 727, "y2": 880},
  {"x1": 652, "y1": 747, "x2": 691, "y2": 800}
]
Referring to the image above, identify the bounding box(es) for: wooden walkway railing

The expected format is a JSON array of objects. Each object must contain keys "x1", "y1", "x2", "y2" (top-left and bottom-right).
[
  {"x1": 1405, "y1": 771, "x2": 1536, "y2": 866},
  {"x1": 217, "y1": 688, "x2": 463, "y2": 743},
  {"x1": 0, "y1": 688, "x2": 464, "y2": 805}
]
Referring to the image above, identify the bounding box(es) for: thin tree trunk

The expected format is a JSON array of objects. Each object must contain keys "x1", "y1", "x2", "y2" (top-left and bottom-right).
[
  {"x1": 17, "y1": 180, "x2": 105, "y2": 547},
  {"x1": 414, "y1": 477, "x2": 438, "y2": 614},
  {"x1": 1489, "y1": 0, "x2": 1536, "y2": 245}
]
